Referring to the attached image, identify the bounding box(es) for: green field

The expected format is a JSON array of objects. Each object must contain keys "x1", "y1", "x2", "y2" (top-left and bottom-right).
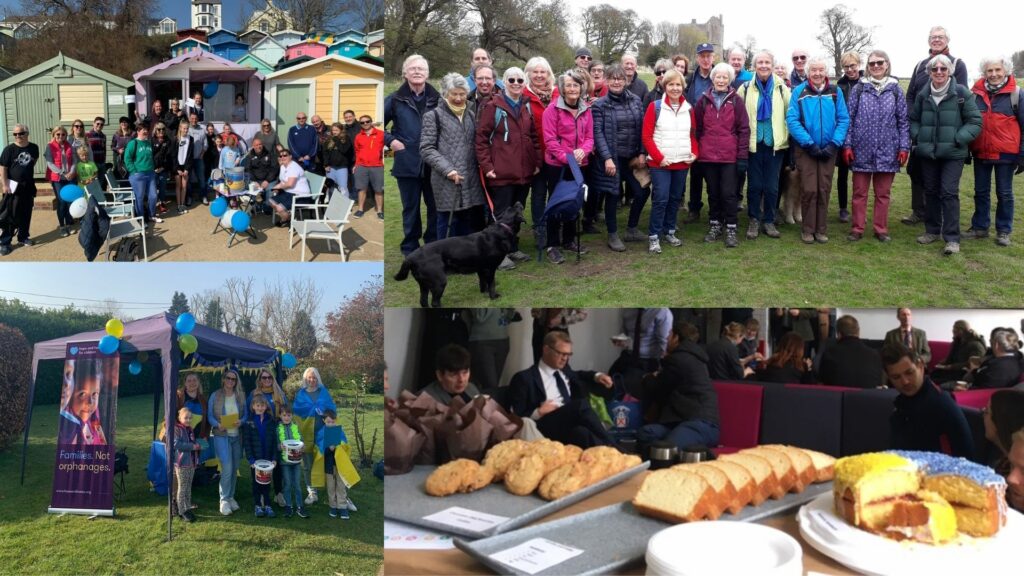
[{"x1": 0, "y1": 394, "x2": 383, "y2": 575}]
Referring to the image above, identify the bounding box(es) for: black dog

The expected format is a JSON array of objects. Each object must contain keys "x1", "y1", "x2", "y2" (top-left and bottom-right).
[{"x1": 394, "y1": 203, "x2": 526, "y2": 307}]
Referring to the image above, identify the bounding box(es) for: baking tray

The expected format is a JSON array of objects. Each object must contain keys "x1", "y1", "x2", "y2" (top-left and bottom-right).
[
  {"x1": 455, "y1": 481, "x2": 834, "y2": 575},
  {"x1": 383, "y1": 460, "x2": 651, "y2": 539}
]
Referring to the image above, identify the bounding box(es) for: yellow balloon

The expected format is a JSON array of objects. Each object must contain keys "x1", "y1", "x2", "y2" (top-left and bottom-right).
[{"x1": 105, "y1": 318, "x2": 124, "y2": 339}]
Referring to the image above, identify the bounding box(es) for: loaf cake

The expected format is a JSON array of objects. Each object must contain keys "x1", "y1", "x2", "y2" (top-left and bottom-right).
[
  {"x1": 718, "y1": 452, "x2": 778, "y2": 505},
  {"x1": 632, "y1": 469, "x2": 714, "y2": 523},
  {"x1": 670, "y1": 463, "x2": 737, "y2": 519},
  {"x1": 700, "y1": 460, "x2": 756, "y2": 512}
]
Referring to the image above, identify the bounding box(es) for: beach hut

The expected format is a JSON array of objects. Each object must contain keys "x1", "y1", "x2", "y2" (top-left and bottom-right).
[
  {"x1": 0, "y1": 52, "x2": 132, "y2": 175},
  {"x1": 134, "y1": 50, "x2": 265, "y2": 141},
  {"x1": 264, "y1": 53, "x2": 383, "y2": 135},
  {"x1": 284, "y1": 40, "x2": 328, "y2": 62},
  {"x1": 248, "y1": 35, "x2": 286, "y2": 69},
  {"x1": 208, "y1": 29, "x2": 249, "y2": 62},
  {"x1": 327, "y1": 38, "x2": 367, "y2": 60},
  {"x1": 271, "y1": 29, "x2": 304, "y2": 48},
  {"x1": 236, "y1": 53, "x2": 274, "y2": 75},
  {"x1": 171, "y1": 37, "x2": 210, "y2": 58}
]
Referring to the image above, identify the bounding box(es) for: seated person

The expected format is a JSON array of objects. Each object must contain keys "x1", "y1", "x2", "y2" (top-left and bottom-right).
[
  {"x1": 932, "y1": 320, "x2": 987, "y2": 384},
  {"x1": 961, "y1": 329, "x2": 1024, "y2": 390},
  {"x1": 752, "y1": 332, "x2": 814, "y2": 384},
  {"x1": 268, "y1": 148, "x2": 312, "y2": 226},
  {"x1": 816, "y1": 315, "x2": 885, "y2": 388},
  {"x1": 706, "y1": 322, "x2": 760, "y2": 380},
  {"x1": 509, "y1": 330, "x2": 616, "y2": 448},
  {"x1": 1008, "y1": 429, "x2": 1024, "y2": 512},
  {"x1": 638, "y1": 321, "x2": 719, "y2": 451},
  {"x1": 245, "y1": 138, "x2": 278, "y2": 214},
  {"x1": 985, "y1": 390, "x2": 1024, "y2": 511},
  {"x1": 421, "y1": 344, "x2": 482, "y2": 405},
  {"x1": 737, "y1": 317, "x2": 761, "y2": 364},
  {"x1": 882, "y1": 343, "x2": 974, "y2": 459}
]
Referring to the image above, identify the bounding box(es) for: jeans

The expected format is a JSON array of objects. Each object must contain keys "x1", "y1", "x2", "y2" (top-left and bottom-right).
[
  {"x1": 972, "y1": 161, "x2": 1015, "y2": 233},
  {"x1": 748, "y1": 144, "x2": 785, "y2": 223},
  {"x1": 129, "y1": 171, "x2": 158, "y2": 222},
  {"x1": 648, "y1": 167, "x2": 688, "y2": 237},
  {"x1": 280, "y1": 462, "x2": 302, "y2": 508},
  {"x1": 53, "y1": 181, "x2": 74, "y2": 227},
  {"x1": 638, "y1": 419, "x2": 720, "y2": 450},
  {"x1": 212, "y1": 434, "x2": 241, "y2": 502},
  {"x1": 920, "y1": 157, "x2": 964, "y2": 242},
  {"x1": 155, "y1": 170, "x2": 169, "y2": 201},
  {"x1": 189, "y1": 157, "x2": 206, "y2": 200},
  {"x1": 326, "y1": 167, "x2": 349, "y2": 196},
  {"x1": 397, "y1": 173, "x2": 437, "y2": 255}
]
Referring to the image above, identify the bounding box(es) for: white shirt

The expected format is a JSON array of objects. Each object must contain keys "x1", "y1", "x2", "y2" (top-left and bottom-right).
[
  {"x1": 279, "y1": 161, "x2": 310, "y2": 197},
  {"x1": 531, "y1": 361, "x2": 605, "y2": 420}
]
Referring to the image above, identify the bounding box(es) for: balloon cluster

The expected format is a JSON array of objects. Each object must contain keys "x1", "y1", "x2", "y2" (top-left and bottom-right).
[
  {"x1": 98, "y1": 318, "x2": 123, "y2": 355},
  {"x1": 60, "y1": 185, "x2": 90, "y2": 219},
  {"x1": 176, "y1": 313, "x2": 198, "y2": 355},
  {"x1": 210, "y1": 197, "x2": 251, "y2": 232}
]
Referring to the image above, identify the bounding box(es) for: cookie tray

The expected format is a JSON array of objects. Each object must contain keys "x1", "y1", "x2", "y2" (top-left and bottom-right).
[
  {"x1": 383, "y1": 460, "x2": 651, "y2": 539},
  {"x1": 455, "y1": 481, "x2": 834, "y2": 576}
]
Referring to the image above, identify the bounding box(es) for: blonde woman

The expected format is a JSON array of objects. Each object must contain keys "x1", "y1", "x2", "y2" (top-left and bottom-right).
[
  {"x1": 292, "y1": 366, "x2": 337, "y2": 505},
  {"x1": 172, "y1": 122, "x2": 194, "y2": 214},
  {"x1": 207, "y1": 368, "x2": 247, "y2": 515}
]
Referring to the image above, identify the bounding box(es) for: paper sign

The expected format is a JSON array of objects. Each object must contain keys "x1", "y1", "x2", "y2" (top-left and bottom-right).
[
  {"x1": 108, "y1": 94, "x2": 122, "y2": 106},
  {"x1": 384, "y1": 520, "x2": 455, "y2": 550},
  {"x1": 190, "y1": 414, "x2": 203, "y2": 429},
  {"x1": 219, "y1": 412, "x2": 239, "y2": 429},
  {"x1": 422, "y1": 507, "x2": 508, "y2": 533},
  {"x1": 186, "y1": 98, "x2": 196, "y2": 108},
  {"x1": 6, "y1": 180, "x2": 17, "y2": 194},
  {"x1": 323, "y1": 424, "x2": 343, "y2": 447},
  {"x1": 124, "y1": 95, "x2": 136, "y2": 104},
  {"x1": 489, "y1": 538, "x2": 584, "y2": 575}
]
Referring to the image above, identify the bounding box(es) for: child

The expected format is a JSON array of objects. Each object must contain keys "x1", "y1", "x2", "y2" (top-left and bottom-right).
[
  {"x1": 173, "y1": 407, "x2": 202, "y2": 523},
  {"x1": 276, "y1": 406, "x2": 309, "y2": 518},
  {"x1": 315, "y1": 409, "x2": 361, "y2": 519},
  {"x1": 75, "y1": 145, "x2": 99, "y2": 188},
  {"x1": 242, "y1": 395, "x2": 279, "y2": 518}
]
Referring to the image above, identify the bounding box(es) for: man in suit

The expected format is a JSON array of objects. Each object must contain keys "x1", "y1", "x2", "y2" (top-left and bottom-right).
[
  {"x1": 962, "y1": 329, "x2": 1023, "y2": 390},
  {"x1": 884, "y1": 308, "x2": 931, "y2": 366},
  {"x1": 509, "y1": 331, "x2": 616, "y2": 448},
  {"x1": 420, "y1": 344, "x2": 482, "y2": 405},
  {"x1": 817, "y1": 315, "x2": 885, "y2": 388}
]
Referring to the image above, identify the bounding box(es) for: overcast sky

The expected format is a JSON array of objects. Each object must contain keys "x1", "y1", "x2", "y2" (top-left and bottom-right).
[{"x1": 563, "y1": 1, "x2": 1023, "y2": 79}]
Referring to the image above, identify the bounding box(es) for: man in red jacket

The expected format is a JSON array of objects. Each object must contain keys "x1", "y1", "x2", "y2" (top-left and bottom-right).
[{"x1": 354, "y1": 115, "x2": 385, "y2": 219}]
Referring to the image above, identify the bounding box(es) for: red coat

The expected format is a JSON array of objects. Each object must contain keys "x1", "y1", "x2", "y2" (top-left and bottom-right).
[
  {"x1": 524, "y1": 86, "x2": 556, "y2": 156},
  {"x1": 475, "y1": 96, "x2": 541, "y2": 186},
  {"x1": 694, "y1": 88, "x2": 750, "y2": 164},
  {"x1": 354, "y1": 127, "x2": 385, "y2": 167},
  {"x1": 970, "y1": 77, "x2": 1024, "y2": 162}
]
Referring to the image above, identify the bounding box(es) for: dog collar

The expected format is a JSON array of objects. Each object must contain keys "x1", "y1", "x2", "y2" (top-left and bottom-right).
[{"x1": 499, "y1": 222, "x2": 514, "y2": 233}]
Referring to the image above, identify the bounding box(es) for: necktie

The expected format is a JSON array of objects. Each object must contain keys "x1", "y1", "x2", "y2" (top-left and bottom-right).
[
  {"x1": 633, "y1": 308, "x2": 644, "y2": 359},
  {"x1": 903, "y1": 330, "x2": 911, "y2": 348},
  {"x1": 554, "y1": 370, "x2": 570, "y2": 402}
]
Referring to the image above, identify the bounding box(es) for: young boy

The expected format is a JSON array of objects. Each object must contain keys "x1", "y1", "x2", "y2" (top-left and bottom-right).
[
  {"x1": 75, "y1": 145, "x2": 98, "y2": 187},
  {"x1": 317, "y1": 409, "x2": 361, "y2": 519},
  {"x1": 276, "y1": 406, "x2": 309, "y2": 518}
]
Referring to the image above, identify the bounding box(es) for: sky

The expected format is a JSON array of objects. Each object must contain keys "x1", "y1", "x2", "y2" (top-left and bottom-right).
[
  {"x1": 0, "y1": 262, "x2": 380, "y2": 320},
  {"x1": 562, "y1": 1, "x2": 1024, "y2": 79},
  {"x1": 1, "y1": 1, "x2": 256, "y2": 31}
]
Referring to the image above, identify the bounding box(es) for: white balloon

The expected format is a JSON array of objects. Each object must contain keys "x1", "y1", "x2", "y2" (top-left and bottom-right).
[
  {"x1": 69, "y1": 197, "x2": 88, "y2": 218},
  {"x1": 221, "y1": 208, "x2": 238, "y2": 229}
]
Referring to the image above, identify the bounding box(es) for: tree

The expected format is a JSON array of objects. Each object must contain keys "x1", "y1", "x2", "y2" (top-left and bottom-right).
[
  {"x1": 321, "y1": 277, "x2": 383, "y2": 391},
  {"x1": 384, "y1": 0, "x2": 466, "y2": 74},
  {"x1": 653, "y1": 20, "x2": 677, "y2": 48},
  {"x1": 816, "y1": 4, "x2": 874, "y2": 79},
  {"x1": 1012, "y1": 51, "x2": 1024, "y2": 77},
  {"x1": 0, "y1": 323, "x2": 32, "y2": 450},
  {"x1": 467, "y1": 0, "x2": 567, "y2": 62},
  {"x1": 341, "y1": 0, "x2": 384, "y2": 32},
  {"x1": 168, "y1": 292, "x2": 189, "y2": 316},
  {"x1": 203, "y1": 298, "x2": 224, "y2": 332},
  {"x1": 245, "y1": 0, "x2": 351, "y2": 34},
  {"x1": 288, "y1": 310, "x2": 318, "y2": 359},
  {"x1": 737, "y1": 35, "x2": 758, "y2": 69},
  {"x1": 580, "y1": 5, "x2": 651, "y2": 64},
  {"x1": 676, "y1": 26, "x2": 708, "y2": 62}
]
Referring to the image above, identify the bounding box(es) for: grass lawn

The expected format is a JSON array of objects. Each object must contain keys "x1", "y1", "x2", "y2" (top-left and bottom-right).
[
  {"x1": 383, "y1": 154, "x2": 1024, "y2": 308},
  {"x1": 0, "y1": 394, "x2": 383, "y2": 575}
]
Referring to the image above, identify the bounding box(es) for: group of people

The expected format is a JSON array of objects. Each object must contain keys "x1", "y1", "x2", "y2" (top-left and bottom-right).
[
  {"x1": 170, "y1": 367, "x2": 358, "y2": 522},
  {"x1": 386, "y1": 25, "x2": 1023, "y2": 267}
]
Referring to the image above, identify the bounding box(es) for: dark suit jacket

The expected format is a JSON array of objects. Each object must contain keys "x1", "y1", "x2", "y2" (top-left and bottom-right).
[
  {"x1": 818, "y1": 337, "x2": 885, "y2": 389},
  {"x1": 508, "y1": 363, "x2": 609, "y2": 419},
  {"x1": 970, "y1": 355, "x2": 1023, "y2": 389},
  {"x1": 884, "y1": 327, "x2": 931, "y2": 365}
]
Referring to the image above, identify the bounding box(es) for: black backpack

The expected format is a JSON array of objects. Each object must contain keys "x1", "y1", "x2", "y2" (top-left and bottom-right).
[{"x1": 112, "y1": 237, "x2": 141, "y2": 261}]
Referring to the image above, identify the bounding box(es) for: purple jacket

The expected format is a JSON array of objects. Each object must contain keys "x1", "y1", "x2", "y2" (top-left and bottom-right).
[
  {"x1": 693, "y1": 88, "x2": 750, "y2": 164},
  {"x1": 542, "y1": 96, "x2": 594, "y2": 167},
  {"x1": 843, "y1": 79, "x2": 910, "y2": 173}
]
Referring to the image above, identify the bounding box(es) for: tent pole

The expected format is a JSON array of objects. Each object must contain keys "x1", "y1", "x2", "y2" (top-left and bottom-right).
[
  {"x1": 20, "y1": 357, "x2": 41, "y2": 486},
  {"x1": 167, "y1": 336, "x2": 182, "y2": 542}
]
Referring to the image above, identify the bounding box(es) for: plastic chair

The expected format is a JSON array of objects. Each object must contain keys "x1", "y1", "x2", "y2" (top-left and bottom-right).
[
  {"x1": 290, "y1": 189, "x2": 354, "y2": 261},
  {"x1": 85, "y1": 180, "x2": 133, "y2": 220},
  {"x1": 273, "y1": 170, "x2": 326, "y2": 228}
]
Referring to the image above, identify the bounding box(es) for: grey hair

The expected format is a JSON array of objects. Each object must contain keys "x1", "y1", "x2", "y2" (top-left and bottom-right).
[
  {"x1": 557, "y1": 69, "x2": 587, "y2": 95},
  {"x1": 402, "y1": 54, "x2": 429, "y2": 76},
  {"x1": 807, "y1": 56, "x2": 830, "y2": 71},
  {"x1": 754, "y1": 50, "x2": 776, "y2": 66},
  {"x1": 13, "y1": 123, "x2": 28, "y2": 134},
  {"x1": 473, "y1": 63, "x2": 496, "y2": 80},
  {"x1": 978, "y1": 55, "x2": 1013, "y2": 75},
  {"x1": 728, "y1": 46, "x2": 746, "y2": 58},
  {"x1": 524, "y1": 56, "x2": 554, "y2": 90},
  {"x1": 502, "y1": 66, "x2": 525, "y2": 85},
  {"x1": 605, "y1": 63, "x2": 626, "y2": 80},
  {"x1": 710, "y1": 62, "x2": 735, "y2": 83},
  {"x1": 654, "y1": 58, "x2": 673, "y2": 73},
  {"x1": 994, "y1": 329, "x2": 1020, "y2": 353},
  {"x1": 621, "y1": 54, "x2": 638, "y2": 64},
  {"x1": 928, "y1": 54, "x2": 953, "y2": 71},
  {"x1": 929, "y1": 26, "x2": 949, "y2": 41},
  {"x1": 439, "y1": 72, "x2": 469, "y2": 96}
]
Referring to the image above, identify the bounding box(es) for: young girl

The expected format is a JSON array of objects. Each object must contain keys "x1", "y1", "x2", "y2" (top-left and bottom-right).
[
  {"x1": 276, "y1": 406, "x2": 309, "y2": 518},
  {"x1": 75, "y1": 145, "x2": 98, "y2": 187},
  {"x1": 243, "y1": 395, "x2": 279, "y2": 518},
  {"x1": 315, "y1": 409, "x2": 361, "y2": 519},
  {"x1": 173, "y1": 406, "x2": 202, "y2": 523},
  {"x1": 172, "y1": 122, "x2": 194, "y2": 214}
]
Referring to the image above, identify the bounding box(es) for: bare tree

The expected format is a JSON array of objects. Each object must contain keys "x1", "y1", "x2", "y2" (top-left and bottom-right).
[
  {"x1": 737, "y1": 35, "x2": 758, "y2": 69},
  {"x1": 221, "y1": 277, "x2": 258, "y2": 338},
  {"x1": 816, "y1": 4, "x2": 874, "y2": 78},
  {"x1": 341, "y1": 0, "x2": 384, "y2": 32},
  {"x1": 580, "y1": 4, "x2": 651, "y2": 64},
  {"x1": 384, "y1": 0, "x2": 466, "y2": 74},
  {"x1": 87, "y1": 298, "x2": 128, "y2": 320},
  {"x1": 244, "y1": 0, "x2": 351, "y2": 34},
  {"x1": 466, "y1": 0, "x2": 566, "y2": 62},
  {"x1": 653, "y1": 20, "x2": 677, "y2": 47}
]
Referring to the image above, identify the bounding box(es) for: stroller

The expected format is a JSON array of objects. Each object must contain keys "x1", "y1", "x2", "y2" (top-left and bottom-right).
[{"x1": 537, "y1": 155, "x2": 588, "y2": 263}]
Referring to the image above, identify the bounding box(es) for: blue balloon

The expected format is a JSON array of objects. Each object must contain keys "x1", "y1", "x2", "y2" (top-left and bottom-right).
[
  {"x1": 203, "y1": 82, "x2": 219, "y2": 99},
  {"x1": 175, "y1": 312, "x2": 196, "y2": 334},
  {"x1": 282, "y1": 353, "x2": 297, "y2": 369},
  {"x1": 129, "y1": 360, "x2": 142, "y2": 375},
  {"x1": 98, "y1": 335, "x2": 119, "y2": 355},
  {"x1": 210, "y1": 197, "x2": 228, "y2": 217},
  {"x1": 231, "y1": 210, "x2": 251, "y2": 232},
  {"x1": 59, "y1": 185, "x2": 84, "y2": 202}
]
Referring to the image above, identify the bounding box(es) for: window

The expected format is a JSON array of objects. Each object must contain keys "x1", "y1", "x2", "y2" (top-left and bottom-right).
[
  {"x1": 199, "y1": 15, "x2": 208, "y2": 27},
  {"x1": 162, "y1": 22, "x2": 173, "y2": 34},
  {"x1": 260, "y1": 21, "x2": 268, "y2": 33}
]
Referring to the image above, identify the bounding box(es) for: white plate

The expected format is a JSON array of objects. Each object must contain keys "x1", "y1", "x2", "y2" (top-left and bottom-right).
[
  {"x1": 797, "y1": 492, "x2": 1023, "y2": 576},
  {"x1": 645, "y1": 521, "x2": 802, "y2": 576}
]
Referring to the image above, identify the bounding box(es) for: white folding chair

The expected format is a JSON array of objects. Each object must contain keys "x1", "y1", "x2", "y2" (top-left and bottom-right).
[
  {"x1": 291, "y1": 189, "x2": 354, "y2": 261},
  {"x1": 86, "y1": 180, "x2": 133, "y2": 220},
  {"x1": 105, "y1": 217, "x2": 148, "y2": 261}
]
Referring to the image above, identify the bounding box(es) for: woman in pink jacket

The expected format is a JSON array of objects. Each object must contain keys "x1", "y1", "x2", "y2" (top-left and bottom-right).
[{"x1": 541, "y1": 69, "x2": 594, "y2": 264}]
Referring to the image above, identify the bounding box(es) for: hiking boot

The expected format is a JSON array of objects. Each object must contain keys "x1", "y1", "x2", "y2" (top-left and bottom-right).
[
  {"x1": 963, "y1": 227, "x2": 989, "y2": 239},
  {"x1": 944, "y1": 241, "x2": 960, "y2": 255},
  {"x1": 815, "y1": 233, "x2": 829, "y2": 244},
  {"x1": 685, "y1": 210, "x2": 701, "y2": 224},
  {"x1": 662, "y1": 231, "x2": 682, "y2": 247},
  {"x1": 724, "y1": 226, "x2": 739, "y2": 248},
  {"x1": 916, "y1": 233, "x2": 940, "y2": 244},
  {"x1": 762, "y1": 223, "x2": 780, "y2": 238},
  {"x1": 623, "y1": 227, "x2": 645, "y2": 242},
  {"x1": 875, "y1": 233, "x2": 892, "y2": 243},
  {"x1": 703, "y1": 222, "x2": 722, "y2": 243},
  {"x1": 901, "y1": 213, "x2": 923, "y2": 225},
  {"x1": 801, "y1": 232, "x2": 815, "y2": 244},
  {"x1": 838, "y1": 209, "x2": 850, "y2": 223},
  {"x1": 746, "y1": 219, "x2": 759, "y2": 240},
  {"x1": 563, "y1": 241, "x2": 588, "y2": 255},
  {"x1": 546, "y1": 247, "x2": 565, "y2": 264},
  {"x1": 648, "y1": 236, "x2": 662, "y2": 254},
  {"x1": 996, "y1": 232, "x2": 1011, "y2": 247},
  {"x1": 509, "y1": 250, "x2": 531, "y2": 262},
  {"x1": 607, "y1": 233, "x2": 626, "y2": 252},
  {"x1": 847, "y1": 232, "x2": 862, "y2": 241},
  {"x1": 498, "y1": 255, "x2": 516, "y2": 271}
]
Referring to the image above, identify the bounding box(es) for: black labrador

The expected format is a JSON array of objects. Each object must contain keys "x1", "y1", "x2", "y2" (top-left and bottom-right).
[{"x1": 394, "y1": 203, "x2": 526, "y2": 307}]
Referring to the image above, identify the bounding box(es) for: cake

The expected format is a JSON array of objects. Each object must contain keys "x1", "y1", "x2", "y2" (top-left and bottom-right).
[
  {"x1": 671, "y1": 463, "x2": 737, "y2": 519},
  {"x1": 737, "y1": 447, "x2": 797, "y2": 498},
  {"x1": 718, "y1": 452, "x2": 778, "y2": 506},
  {"x1": 701, "y1": 460, "x2": 756, "y2": 512},
  {"x1": 632, "y1": 469, "x2": 715, "y2": 523},
  {"x1": 798, "y1": 447, "x2": 837, "y2": 482},
  {"x1": 886, "y1": 490, "x2": 958, "y2": 544}
]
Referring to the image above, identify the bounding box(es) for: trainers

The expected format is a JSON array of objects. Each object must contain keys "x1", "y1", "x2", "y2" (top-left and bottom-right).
[
  {"x1": 746, "y1": 219, "x2": 759, "y2": 240},
  {"x1": 801, "y1": 232, "x2": 815, "y2": 244},
  {"x1": 377, "y1": 211, "x2": 384, "y2": 220},
  {"x1": 275, "y1": 493, "x2": 287, "y2": 507},
  {"x1": 329, "y1": 507, "x2": 339, "y2": 518},
  {"x1": 546, "y1": 247, "x2": 565, "y2": 264},
  {"x1": 815, "y1": 233, "x2": 829, "y2": 244},
  {"x1": 220, "y1": 500, "x2": 232, "y2": 516},
  {"x1": 498, "y1": 255, "x2": 517, "y2": 271},
  {"x1": 847, "y1": 232, "x2": 862, "y2": 241},
  {"x1": 944, "y1": 241, "x2": 960, "y2": 255},
  {"x1": 838, "y1": 209, "x2": 850, "y2": 223},
  {"x1": 346, "y1": 497, "x2": 357, "y2": 512},
  {"x1": 296, "y1": 507, "x2": 310, "y2": 519},
  {"x1": 685, "y1": 210, "x2": 701, "y2": 224},
  {"x1": 662, "y1": 232, "x2": 682, "y2": 247},
  {"x1": 509, "y1": 250, "x2": 530, "y2": 262},
  {"x1": 901, "y1": 213, "x2": 922, "y2": 225},
  {"x1": 917, "y1": 233, "x2": 940, "y2": 244},
  {"x1": 996, "y1": 232, "x2": 1011, "y2": 246},
  {"x1": 153, "y1": 216, "x2": 164, "y2": 224},
  {"x1": 563, "y1": 241, "x2": 588, "y2": 255},
  {"x1": 264, "y1": 506, "x2": 276, "y2": 518},
  {"x1": 964, "y1": 227, "x2": 989, "y2": 239},
  {"x1": 19, "y1": 238, "x2": 34, "y2": 246},
  {"x1": 255, "y1": 506, "x2": 265, "y2": 518},
  {"x1": 607, "y1": 233, "x2": 626, "y2": 252},
  {"x1": 762, "y1": 223, "x2": 780, "y2": 238},
  {"x1": 0, "y1": 245, "x2": 9, "y2": 256},
  {"x1": 229, "y1": 498, "x2": 240, "y2": 511},
  {"x1": 623, "y1": 227, "x2": 645, "y2": 242},
  {"x1": 703, "y1": 222, "x2": 722, "y2": 243},
  {"x1": 648, "y1": 236, "x2": 662, "y2": 254},
  {"x1": 339, "y1": 507, "x2": 350, "y2": 520},
  {"x1": 284, "y1": 506, "x2": 294, "y2": 518},
  {"x1": 60, "y1": 227, "x2": 70, "y2": 238},
  {"x1": 724, "y1": 226, "x2": 739, "y2": 248},
  {"x1": 353, "y1": 210, "x2": 365, "y2": 218},
  {"x1": 202, "y1": 196, "x2": 210, "y2": 206},
  {"x1": 875, "y1": 233, "x2": 892, "y2": 243}
]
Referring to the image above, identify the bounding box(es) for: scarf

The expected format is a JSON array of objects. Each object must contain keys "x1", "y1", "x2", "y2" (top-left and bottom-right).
[
  {"x1": 529, "y1": 84, "x2": 552, "y2": 106},
  {"x1": 445, "y1": 98, "x2": 466, "y2": 120},
  {"x1": 865, "y1": 76, "x2": 897, "y2": 94},
  {"x1": 986, "y1": 77, "x2": 1010, "y2": 94},
  {"x1": 755, "y1": 75, "x2": 774, "y2": 121},
  {"x1": 930, "y1": 77, "x2": 952, "y2": 104}
]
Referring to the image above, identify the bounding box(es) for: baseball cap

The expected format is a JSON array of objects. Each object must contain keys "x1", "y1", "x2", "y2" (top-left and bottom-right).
[
  {"x1": 575, "y1": 47, "x2": 593, "y2": 59},
  {"x1": 696, "y1": 43, "x2": 714, "y2": 54}
]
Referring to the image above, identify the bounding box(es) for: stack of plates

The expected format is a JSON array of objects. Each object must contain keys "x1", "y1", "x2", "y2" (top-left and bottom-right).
[{"x1": 645, "y1": 521, "x2": 802, "y2": 576}]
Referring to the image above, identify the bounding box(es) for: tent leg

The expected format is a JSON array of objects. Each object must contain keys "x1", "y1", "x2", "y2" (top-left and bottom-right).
[{"x1": 20, "y1": 373, "x2": 37, "y2": 485}]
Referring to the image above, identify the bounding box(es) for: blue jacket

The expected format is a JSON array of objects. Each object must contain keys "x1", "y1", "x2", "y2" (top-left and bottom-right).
[
  {"x1": 287, "y1": 124, "x2": 319, "y2": 164},
  {"x1": 786, "y1": 81, "x2": 850, "y2": 149},
  {"x1": 589, "y1": 90, "x2": 644, "y2": 192},
  {"x1": 686, "y1": 69, "x2": 712, "y2": 105},
  {"x1": 843, "y1": 79, "x2": 910, "y2": 173},
  {"x1": 384, "y1": 81, "x2": 441, "y2": 178}
]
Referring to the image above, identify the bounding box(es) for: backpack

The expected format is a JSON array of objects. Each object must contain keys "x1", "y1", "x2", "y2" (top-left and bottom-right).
[{"x1": 112, "y1": 236, "x2": 141, "y2": 261}]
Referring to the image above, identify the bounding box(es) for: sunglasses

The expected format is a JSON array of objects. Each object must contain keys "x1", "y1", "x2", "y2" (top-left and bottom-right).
[
  {"x1": 360, "y1": 120, "x2": 372, "y2": 125},
  {"x1": 930, "y1": 66, "x2": 949, "y2": 73},
  {"x1": 578, "y1": 55, "x2": 592, "y2": 61},
  {"x1": 654, "y1": 70, "x2": 665, "y2": 76},
  {"x1": 868, "y1": 61, "x2": 886, "y2": 67},
  {"x1": 73, "y1": 124, "x2": 84, "y2": 128},
  {"x1": 842, "y1": 64, "x2": 858, "y2": 69},
  {"x1": 792, "y1": 55, "x2": 807, "y2": 61},
  {"x1": 278, "y1": 153, "x2": 290, "y2": 158},
  {"x1": 506, "y1": 77, "x2": 525, "y2": 84},
  {"x1": 12, "y1": 132, "x2": 26, "y2": 136}
]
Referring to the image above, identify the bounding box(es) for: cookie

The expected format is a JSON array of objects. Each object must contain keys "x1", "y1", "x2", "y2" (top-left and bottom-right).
[
  {"x1": 563, "y1": 444, "x2": 583, "y2": 464},
  {"x1": 482, "y1": 439, "x2": 530, "y2": 481},
  {"x1": 504, "y1": 453, "x2": 546, "y2": 496},
  {"x1": 532, "y1": 439, "x2": 569, "y2": 473},
  {"x1": 425, "y1": 459, "x2": 478, "y2": 497},
  {"x1": 538, "y1": 461, "x2": 590, "y2": 501}
]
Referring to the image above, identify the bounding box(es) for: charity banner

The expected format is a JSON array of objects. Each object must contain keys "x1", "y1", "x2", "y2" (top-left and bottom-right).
[{"x1": 49, "y1": 342, "x2": 120, "y2": 516}]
